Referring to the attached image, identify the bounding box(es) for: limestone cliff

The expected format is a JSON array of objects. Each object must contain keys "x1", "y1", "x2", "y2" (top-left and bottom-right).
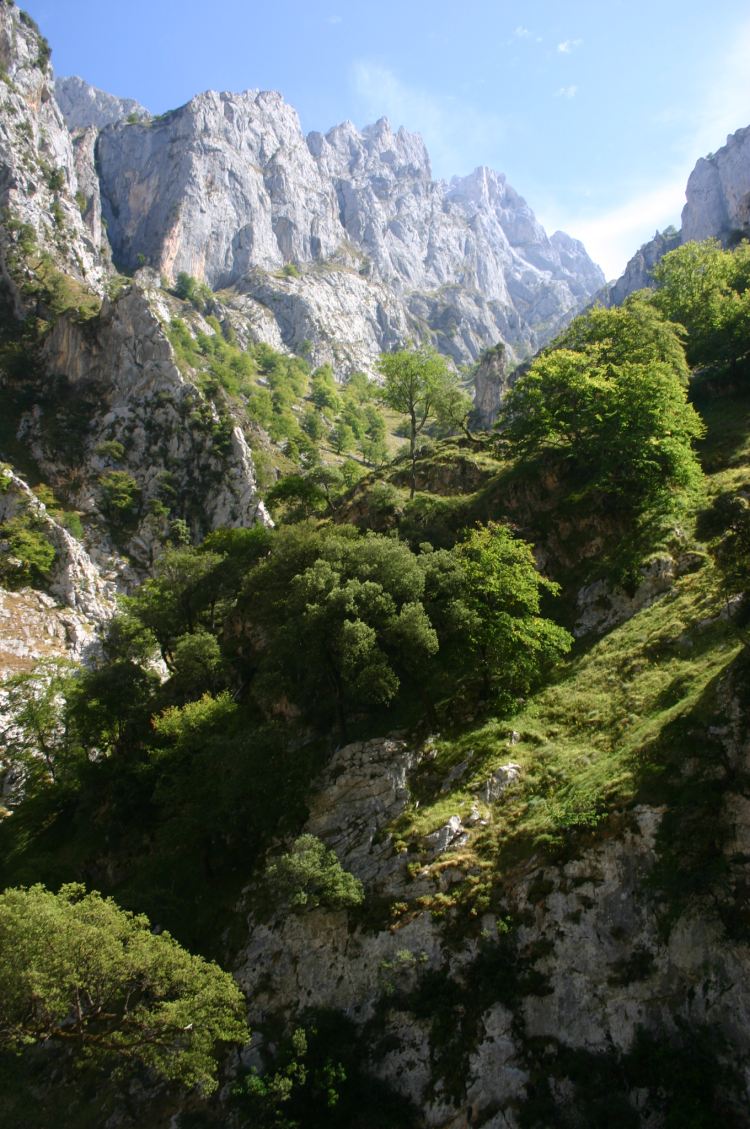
[
  {"x1": 31, "y1": 270, "x2": 270, "y2": 567},
  {"x1": 0, "y1": 5, "x2": 107, "y2": 312},
  {"x1": 54, "y1": 74, "x2": 149, "y2": 131},
  {"x1": 682, "y1": 124, "x2": 750, "y2": 244},
  {"x1": 237, "y1": 659, "x2": 750, "y2": 1128},
  {"x1": 83, "y1": 88, "x2": 603, "y2": 369}
]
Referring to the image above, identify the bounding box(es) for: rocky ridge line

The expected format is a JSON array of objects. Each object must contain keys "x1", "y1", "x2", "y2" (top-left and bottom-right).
[{"x1": 55, "y1": 79, "x2": 604, "y2": 372}]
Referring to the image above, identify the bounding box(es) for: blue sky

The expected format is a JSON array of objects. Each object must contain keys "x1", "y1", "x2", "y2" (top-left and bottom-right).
[{"x1": 21, "y1": 0, "x2": 750, "y2": 279}]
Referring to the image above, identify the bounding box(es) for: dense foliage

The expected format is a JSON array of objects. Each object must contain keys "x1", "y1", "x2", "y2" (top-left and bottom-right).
[
  {"x1": 264, "y1": 835, "x2": 364, "y2": 911},
  {"x1": 651, "y1": 238, "x2": 750, "y2": 376},
  {"x1": 501, "y1": 297, "x2": 704, "y2": 515},
  {"x1": 0, "y1": 883, "x2": 247, "y2": 1092},
  {"x1": 5, "y1": 221, "x2": 750, "y2": 1125}
]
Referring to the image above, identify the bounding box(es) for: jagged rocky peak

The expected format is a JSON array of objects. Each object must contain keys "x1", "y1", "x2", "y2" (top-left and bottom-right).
[
  {"x1": 96, "y1": 87, "x2": 343, "y2": 286},
  {"x1": 54, "y1": 74, "x2": 149, "y2": 131},
  {"x1": 86, "y1": 79, "x2": 603, "y2": 365},
  {"x1": 311, "y1": 114, "x2": 432, "y2": 182}
]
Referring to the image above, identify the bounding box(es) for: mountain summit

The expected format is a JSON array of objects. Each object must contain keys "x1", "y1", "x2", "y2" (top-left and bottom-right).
[{"x1": 58, "y1": 78, "x2": 604, "y2": 370}]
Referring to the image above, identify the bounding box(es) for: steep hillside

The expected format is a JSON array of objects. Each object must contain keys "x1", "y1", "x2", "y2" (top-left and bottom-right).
[{"x1": 3, "y1": 4, "x2": 750, "y2": 1128}]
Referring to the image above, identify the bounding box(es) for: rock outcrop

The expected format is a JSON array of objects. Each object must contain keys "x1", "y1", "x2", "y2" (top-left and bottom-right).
[
  {"x1": 0, "y1": 6, "x2": 107, "y2": 312},
  {"x1": 33, "y1": 271, "x2": 270, "y2": 566},
  {"x1": 0, "y1": 466, "x2": 117, "y2": 672},
  {"x1": 238, "y1": 697, "x2": 750, "y2": 1128},
  {"x1": 600, "y1": 226, "x2": 681, "y2": 308},
  {"x1": 601, "y1": 124, "x2": 750, "y2": 306},
  {"x1": 54, "y1": 74, "x2": 149, "y2": 131},
  {"x1": 470, "y1": 342, "x2": 512, "y2": 429},
  {"x1": 682, "y1": 124, "x2": 750, "y2": 244}
]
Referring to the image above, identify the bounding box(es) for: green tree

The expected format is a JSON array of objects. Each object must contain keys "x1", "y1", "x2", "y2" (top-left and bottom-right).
[
  {"x1": 238, "y1": 525, "x2": 438, "y2": 737},
  {"x1": 98, "y1": 470, "x2": 141, "y2": 525},
  {"x1": 500, "y1": 346, "x2": 704, "y2": 516},
  {"x1": 310, "y1": 364, "x2": 340, "y2": 413},
  {"x1": 376, "y1": 347, "x2": 464, "y2": 497},
  {"x1": 421, "y1": 524, "x2": 572, "y2": 708},
  {"x1": 555, "y1": 294, "x2": 690, "y2": 384},
  {"x1": 124, "y1": 546, "x2": 225, "y2": 666},
  {"x1": 174, "y1": 272, "x2": 212, "y2": 312},
  {"x1": 0, "y1": 883, "x2": 248, "y2": 1092},
  {"x1": 651, "y1": 238, "x2": 750, "y2": 374},
  {"x1": 264, "y1": 835, "x2": 364, "y2": 911},
  {"x1": 0, "y1": 660, "x2": 79, "y2": 796},
  {"x1": 0, "y1": 515, "x2": 56, "y2": 588}
]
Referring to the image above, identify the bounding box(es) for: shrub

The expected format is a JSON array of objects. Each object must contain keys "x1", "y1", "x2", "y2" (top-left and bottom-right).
[
  {"x1": 98, "y1": 469, "x2": 141, "y2": 523},
  {"x1": 264, "y1": 835, "x2": 364, "y2": 911},
  {"x1": 0, "y1": 515, "x2": 55, "y2": 588}
]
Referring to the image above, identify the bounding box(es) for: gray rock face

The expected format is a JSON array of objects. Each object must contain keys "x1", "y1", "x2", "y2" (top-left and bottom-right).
[
  {"x1": 90, "y1": 90, "x2": 603, "y2": 366},
  {"x1": 34, "y1": 272, "x2": 270, "y2": 567},
  {"x1": 601, "y1": 123, "x2": 750, "y2": 307},
  {"x1": 0, "y1": 465, "x2": 117, "y2": 656},
  {"x1": 471, "y1": 342, "x2": 511, "y2": 428},
  {"x1": 97, "y1": 90, "x2": 344, "y2": 286},
  {"x1": 228, "y1": 265, "x2": 413, "y2": 375},
  {"x1": 237, "y1": 717, "x2": 750, "y2": 1128},
  {"x1": 599, "y1": 227, "x2": 681, "y2": 308},
  {"x1": 54, "y1": 75, "x2": 149, "y2": 131},
  {"x1": 0, "y1": 6, "x2": 108, "y2": 311},
  {"x1": 682, "y1": 124, "x2": 750, "y2": 244}
]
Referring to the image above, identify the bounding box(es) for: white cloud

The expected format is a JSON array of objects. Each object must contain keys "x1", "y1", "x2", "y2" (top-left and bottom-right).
[
  {"x1": 557, "y1": 38, "x2": 582, "y2": 54},
  {"x1": 555, "y1": 85, "x2": 577, "y2": 99},
  {"x1": 350, "y1": 60, "x2": 509, "y2": 178},
  {"x1": 327, "y1": 15, "x2": 342, "y2": 24},
  {"x1": 514, "y1": 25, "x2": 530, "y2": 38}
]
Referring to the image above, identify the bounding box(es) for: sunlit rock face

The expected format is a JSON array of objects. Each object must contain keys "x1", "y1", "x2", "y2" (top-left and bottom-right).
[{"x1": 70, "y1": 84, "x2": 604, "y2": 367}]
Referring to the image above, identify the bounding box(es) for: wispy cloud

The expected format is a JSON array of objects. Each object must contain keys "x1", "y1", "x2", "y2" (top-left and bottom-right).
[
  {"x1": 557, "y1": 38, "x2": 582, "y2": 54},
  {"x1": 556, "y1": 179, "x2": 685, "y2": 280},
  {"x1": 327, "y1": 15, "x2": 342, "y2": 24},
  {"x1": 350, "y1": 60, "x2": 509, "y2": 178},
  {"x1": 514, "y1": 26, "x2": 530, "y2": 38},
  {"x1": 545, "y1": 18, "x2": 750, "y2": 279},
  {"x1": 555, "y1": 85, "x2": 578, "y2": 99}
]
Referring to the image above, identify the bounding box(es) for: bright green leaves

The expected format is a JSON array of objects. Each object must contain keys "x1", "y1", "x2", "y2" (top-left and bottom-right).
[
  {"x1": 264, "y1": 835, "x2": 364, "y2": 912},
  {"x1": 651, "y1": 238, "x2": 750, "y2": 372},
  {"x1": 377, "y1": 347, "x2": 471, "y2": 496},
  {"x1": 502, "y1": 300, "x2": 705, "y2": 518},
  {"x1": 424, "y1": 523, "x2": 572, "y2": 709},
  {"x1": 0, "y1": 883, "x2": 247, "y2": 1092},
  {"x1": 238, "y1": 522, "x2": 568, "y2": 731}
]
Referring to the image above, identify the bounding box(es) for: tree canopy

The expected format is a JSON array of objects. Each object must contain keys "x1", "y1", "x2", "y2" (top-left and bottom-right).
[
  {"x1": 500, "y1": 306, "x2": 705, "y2": 521},
  {"x1": 0, "y1": 883, "x2": 248, "y2": 1092},
  {"x1": 651, "y1": 238, "x2": 750, "y2": 374},
  {"x1": 238, "y1": 523, "x2": 438, "y2": 737}
]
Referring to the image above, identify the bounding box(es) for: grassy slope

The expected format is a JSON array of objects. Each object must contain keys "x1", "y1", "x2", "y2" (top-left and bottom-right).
[{"x1": 387, "y1": 390, "x2": 750, "y2": 900}]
